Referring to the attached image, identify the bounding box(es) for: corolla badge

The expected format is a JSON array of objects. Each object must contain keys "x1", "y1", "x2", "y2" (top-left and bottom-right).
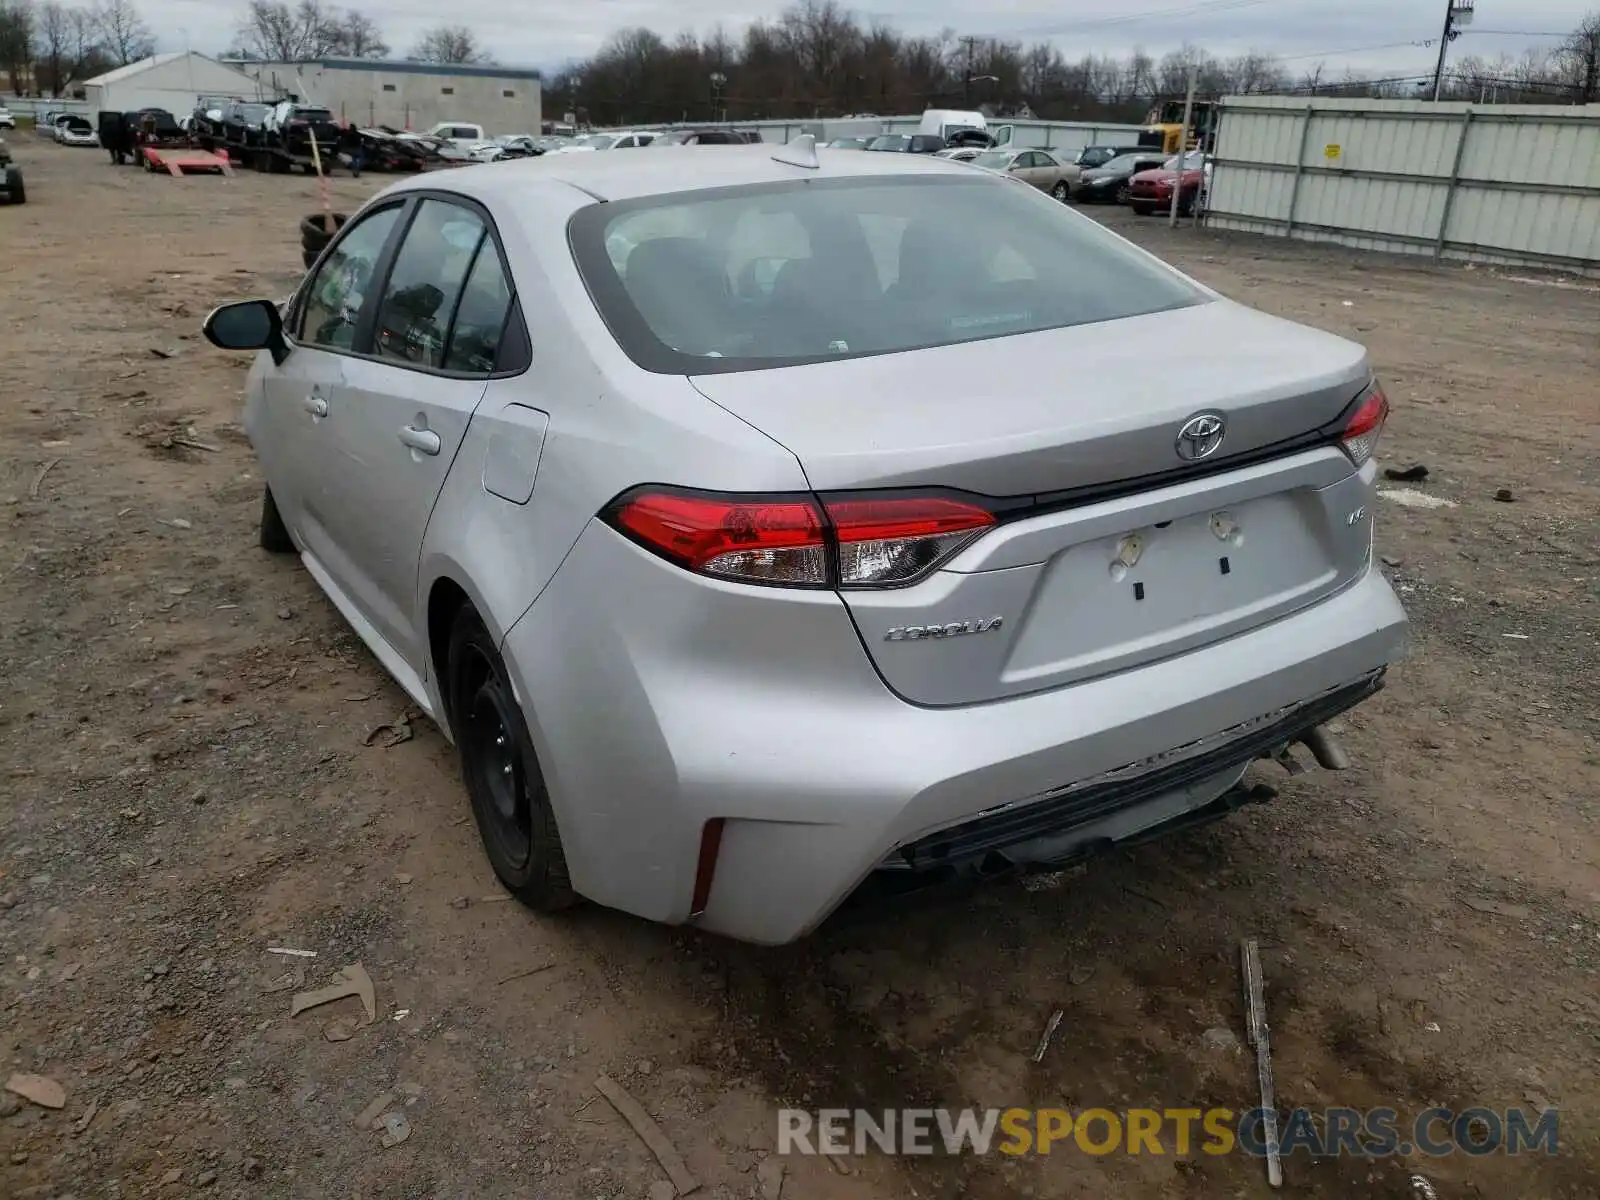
[
  {"x1": 885, "y1": 617, "x2": 1004, "y2": 642},
  {"x1": 1175, "y1": 412, "x2": 1227, "y2": 461}
]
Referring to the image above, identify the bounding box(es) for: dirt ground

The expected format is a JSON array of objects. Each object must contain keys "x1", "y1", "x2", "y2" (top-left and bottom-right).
[{"x1": 1, "y1": 139, "x2": 1597, "y2": 1200}]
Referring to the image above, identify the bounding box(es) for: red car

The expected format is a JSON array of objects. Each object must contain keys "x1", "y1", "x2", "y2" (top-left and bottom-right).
[{"x1": 1128, "y1": 150, "x2": 1209, "y2": 216}]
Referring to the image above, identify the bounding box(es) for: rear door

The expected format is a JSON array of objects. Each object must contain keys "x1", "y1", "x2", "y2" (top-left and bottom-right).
[{"x1": 310, "y1": 196, "x2": 510, "y2": 671}]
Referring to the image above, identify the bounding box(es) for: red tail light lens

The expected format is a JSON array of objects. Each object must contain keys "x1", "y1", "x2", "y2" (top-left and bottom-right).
[
  {"x1": 605, "y1": 489, "x2": 996, "y2": 589},
  {"x1": 609, "y1": 491, "x2": 828, "y2": 586},
  {"x1": 1341, "y1": 382, "x2": 1389, "y2": 467}
]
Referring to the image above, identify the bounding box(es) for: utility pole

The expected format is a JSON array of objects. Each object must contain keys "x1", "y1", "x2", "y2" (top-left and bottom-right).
[
  {"x1": 1431, "y1": 0, "x2": 1475, "y2": 101},
  {"x1": 960, "y1": 36, "x2": 979, "y2": 106},
  {"x1": 1169, "y1": 65, "x2": 1197, "y2": 229}
]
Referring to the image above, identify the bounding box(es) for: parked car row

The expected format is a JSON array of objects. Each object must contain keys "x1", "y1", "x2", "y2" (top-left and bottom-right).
[{"x1": 1072, "y1": 147, "x2": 1210, "y2": 214}]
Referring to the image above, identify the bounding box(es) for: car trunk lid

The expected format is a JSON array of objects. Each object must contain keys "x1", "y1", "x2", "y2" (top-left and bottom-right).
[{"x1": 689, "y1": 299, "x2": 1377, "y2": 706}]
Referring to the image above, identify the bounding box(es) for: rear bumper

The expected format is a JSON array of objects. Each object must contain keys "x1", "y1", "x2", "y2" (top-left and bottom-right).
[{"x1": 504, "y1": 523, "x2": 1407, "y2": 945}]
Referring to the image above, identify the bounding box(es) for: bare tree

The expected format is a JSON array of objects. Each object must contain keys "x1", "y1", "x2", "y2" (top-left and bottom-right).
[
  {"x1": 33, "y1": 0, "x2": 69, "y2": 92},
  {"x1": 0, "y1": 0, "x2": 36, "y2": 92},
  {"x1": 89, "y1": 0, "x2": 150, "y2": 65},
  {"x1": 236, "y1": 0, "x2": 343, "y2": 61},
  {"x1": 411, "y1": 23, "x2": 486, "y2": 64},
  {"x1": 67, "y1": 5, "x2": 106, "y2": 73},
  {"x1": 328, "y1": 9, "x2": 384, "y2": 58},
  {"x1": 1557, "y1": 9, "x2": 1600, "y2": 101}
]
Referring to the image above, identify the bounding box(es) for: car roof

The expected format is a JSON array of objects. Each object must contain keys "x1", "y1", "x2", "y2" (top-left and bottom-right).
[{"x1": 390, "y1": 141, "x2": 983, "y2": 205}]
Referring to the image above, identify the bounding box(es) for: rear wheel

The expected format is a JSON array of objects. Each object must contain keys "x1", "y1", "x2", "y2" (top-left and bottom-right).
[
  {"x1": 301, "y1": 246, "x2": 322, "y2": 269},
  {"x1": 448, "y1": 606, "x2": 575, "y2": 911},
  {"x1": 259, "y1": 487, "x2": 295, "y2": 553},
  {"x1": 1050, "y1": 181, "x2": 1069, "y2": 201},
  {"x1": 1116, "y1": 184, "x2": 1131, "y2": 205}
]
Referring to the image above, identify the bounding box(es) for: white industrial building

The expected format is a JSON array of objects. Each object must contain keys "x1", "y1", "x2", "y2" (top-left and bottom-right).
[
  {"x1": 83, "y1": 52, "x2": 266, "y2": 116},
  {"x1": 231, "y1": 59, "x2": 542, "y2": 135}
]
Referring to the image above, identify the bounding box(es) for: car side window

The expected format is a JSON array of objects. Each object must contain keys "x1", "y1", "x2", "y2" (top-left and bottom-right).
[
  {"x1": 297, "y1": 204, "x2": 404, "y2": 351},
  {"x1": 442, "y1": 244, "x2": 513, "y2": 374},
  {"x1": 373, "y1": 199, "x2": 486, "y2": 370}
]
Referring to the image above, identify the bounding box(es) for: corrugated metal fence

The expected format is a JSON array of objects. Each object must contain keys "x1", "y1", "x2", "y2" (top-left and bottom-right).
[{"x1": 1206, "y1": 96, "x2": 1600, "y2": 273}]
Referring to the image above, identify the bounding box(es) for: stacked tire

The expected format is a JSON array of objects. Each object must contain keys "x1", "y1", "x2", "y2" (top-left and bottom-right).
[{"x1": 300, "y1": 211, "x2": 347, "y2": 270}]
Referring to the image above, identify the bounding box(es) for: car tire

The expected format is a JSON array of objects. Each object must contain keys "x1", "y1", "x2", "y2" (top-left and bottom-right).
[
  {"x1": 1051, "y1": 181, "x2": 1069, "y2": 201},
  {"x1": 9, "y1": 181, "x2": 24, "y2": 204},
  {"x1": 447, "y1": 604, "x2": 577, "y2": 912},
  {"x1": 259, "y1": 487, "x2": 295, "y2": 553},
  {"x1": 1116, "y1": 184, "x2": 1131, "y2": 205},
  {"x1": 300, "y1": 212, "x2": 347, "y2": 251},
  {"x1": 301, "y1": 245, "x2": 322, "y2": 269}
]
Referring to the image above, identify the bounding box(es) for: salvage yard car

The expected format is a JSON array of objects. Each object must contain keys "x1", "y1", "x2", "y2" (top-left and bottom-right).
[
  {"x1": 1128, "y1": 150, "x2": 1210, "y2": 216},
  {"x1": 1072, "y1": 149, "x2": 1170, "y2": 204},
  {"x1": 968, "y1": 147, "x2": 1074, "y2": 200},
  {"x1": 55, "y1": 115, "x2": 98, "y2": 147},
  {"x1": 201, "y1": 137, "x2": 1408, "y2": 944},
  {"x1": 0, "y1": 137, "x2": 23, "y2": 203}
]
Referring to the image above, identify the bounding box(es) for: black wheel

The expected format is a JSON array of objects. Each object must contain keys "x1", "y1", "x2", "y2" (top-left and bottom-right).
[
  {"x1": 1051, "y1": 181, "x2": 1068, "y2": 201},
  {"x1": 11, "y1": 182, "x2": 22, "y2": 204},
  {"x1": 300, "y1": 212, "x2": 346, "y2": 249},
  {"x1": 259, "y1": 487, "x2": 295, "y2": 553},
  {"x1": 301, "y1": 246, "x2": 321, "y2": 269},
  {"x1": 447, "y1": 606, "x2": 575, "y2": 911},
  {"x1": 1116, "y1": 184, "x2": 1131, "y2": 205}
]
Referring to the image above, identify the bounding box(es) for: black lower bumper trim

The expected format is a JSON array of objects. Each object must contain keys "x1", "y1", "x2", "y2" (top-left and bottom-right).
[{"x1": 892, "y1": 671, "x2": 1384, "y2": 872}]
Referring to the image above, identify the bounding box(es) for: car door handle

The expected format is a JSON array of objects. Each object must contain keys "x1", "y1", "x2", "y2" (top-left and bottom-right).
[
  {"x1": 398, "y1": 425, "x2": 441, "y2": 456},
  {"x1": 304, "y1": 395, "x2": 328, "y2": 417}
]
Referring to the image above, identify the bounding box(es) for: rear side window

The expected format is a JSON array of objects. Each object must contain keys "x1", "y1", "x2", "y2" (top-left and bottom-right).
[
  {"x1": 570, "y1": 175, "x2": 1203, "y2": 375},
  {"x1": 374, "y1": 200, "x2": 486, "y2": 369},
  {"x1": 442, "y1": 248, "x2": 513, "y2": 374}
]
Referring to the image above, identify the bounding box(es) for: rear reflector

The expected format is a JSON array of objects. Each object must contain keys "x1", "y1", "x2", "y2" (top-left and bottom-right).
[
  {"x1": 604, "y1": 488, "x2": 996, "y2": 589},
  {"x1": 689, "y1": 818, "x2": 725, "y2": 918},
  {"x1": 1340, "y1": 382, "x2": 1389, "y2": 467}
]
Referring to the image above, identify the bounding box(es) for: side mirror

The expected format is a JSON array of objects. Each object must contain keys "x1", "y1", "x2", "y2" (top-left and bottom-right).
[{"x1": 203, "y1": 299, "x2": 287, "y2": 365}]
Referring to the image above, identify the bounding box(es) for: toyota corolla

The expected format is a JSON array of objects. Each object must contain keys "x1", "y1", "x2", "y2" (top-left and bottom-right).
[{"x1": 202, "y1": 138, "x2": 1407, "y2": 944}]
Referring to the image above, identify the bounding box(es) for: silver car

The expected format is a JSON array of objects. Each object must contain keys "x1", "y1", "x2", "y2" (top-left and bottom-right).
[{"x1": 202, "y1": 140, "x2": 1407, "y2": 944}]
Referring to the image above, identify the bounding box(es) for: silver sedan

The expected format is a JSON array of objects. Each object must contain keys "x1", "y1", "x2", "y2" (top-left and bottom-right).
[
  {"x1": 968, "y1": 147, "x2": 1075, "y2": 199},
  {"x1": 202, "y1": 139, "x2": 1406, "y2": 944}
]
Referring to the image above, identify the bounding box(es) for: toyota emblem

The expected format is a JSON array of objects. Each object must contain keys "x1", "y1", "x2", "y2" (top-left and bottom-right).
[{"x1": 1175, "y1": 412, "x2": 1227, "y2": 461}]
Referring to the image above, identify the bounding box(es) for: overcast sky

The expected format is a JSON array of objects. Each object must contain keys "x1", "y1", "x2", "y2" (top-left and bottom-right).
[{"x1": 148, "y1": 0, "x2": 1594, "y2": 78}]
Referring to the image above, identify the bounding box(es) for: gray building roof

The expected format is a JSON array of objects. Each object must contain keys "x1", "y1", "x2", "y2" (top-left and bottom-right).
[{"x1": 227, "y1": 58, "x2": 541, "y2": 81}]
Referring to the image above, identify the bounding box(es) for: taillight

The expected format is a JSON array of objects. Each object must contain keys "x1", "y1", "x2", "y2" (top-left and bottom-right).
[
  {"x1": 1340, "y1": 382, "x2": 1389, "y2": 467},
  {"x1": 604, "y1": 488, "x2": 996, "y2": 589},
  {"x1": 609, "y1": 491, "x2": 827, "y2": 586},
  {"x1": 828, "y1": 496, "x2": 994, "y2": 587}
]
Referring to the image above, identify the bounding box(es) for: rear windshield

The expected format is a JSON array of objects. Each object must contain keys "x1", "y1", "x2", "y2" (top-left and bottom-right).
[{"x1": 568, "y1": 175, "x2": 1203, "y2": 375}]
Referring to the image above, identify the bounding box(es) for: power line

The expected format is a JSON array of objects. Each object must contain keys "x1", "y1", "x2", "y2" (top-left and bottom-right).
[
  {"x1": 1462, "y1": 29, "x2": 1572, "y2": 38},
  {"x1": 1010, "y1": 0, "x2": 1274, "y2": 38},
  {"x1": 1273, "y1": 39, "x2": 1438, "y2": 63}
]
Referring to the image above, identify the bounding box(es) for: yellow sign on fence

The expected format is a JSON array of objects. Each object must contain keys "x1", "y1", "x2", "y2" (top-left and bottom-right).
[{"x1": 1324, "y1": 143, "x2": 1343, "y2": 161}]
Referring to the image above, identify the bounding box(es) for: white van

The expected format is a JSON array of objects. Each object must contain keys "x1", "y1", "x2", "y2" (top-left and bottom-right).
[{"x1": 917, "y1": 109, "x2": 987, "y2": 142}]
